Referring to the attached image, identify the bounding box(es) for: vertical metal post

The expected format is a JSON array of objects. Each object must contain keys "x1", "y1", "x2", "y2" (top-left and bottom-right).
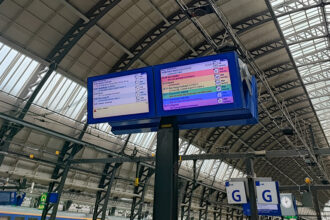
[
  {"x1": 309, "y1": 125, "x2": 319, "y2": 161},
  {"x1": 312, "y1": 190, "x2": 322, "y2": 220},
  {"x1": 130, "y1": 164, "x2": 154, "y2": 220},
  {"x1": 100, "y1": 165, "x2": 118, "y2": 220},
  {"x1": 49, "y1": 162, "x2": 71, "y2": 220},
  {"x1": 153, "y1": 118, "x2": 179, "y2": 220},
  {"x1": 246, "y1": 157, "x2": 258, "y2": 220},
  {"x1": 93, "y1": 162, "x2": 120, "y2": 220}
]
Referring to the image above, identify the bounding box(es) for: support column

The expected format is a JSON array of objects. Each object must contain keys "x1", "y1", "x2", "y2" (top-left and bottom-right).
[
  {"x1": 199, "y1": 187, "x2": 215, "y2": 220},
  {"x1": 130, "y1": 164, "x2": 154, "y2": 220},
  {"x1": 246, "y1": 158, "x2": 258, "y2": 220},
  {"x1": 93, "y1": 162, "x2": 121, "y2": 220},
  {"x1": 312, "y1": 190, "x2": 321, "y2": 220},
  {"x1": 41, "y1": 124, "x2": 88, "y2": 220},
  {"x1": 153, "y1": 118, "x2": 179, "y2": 220},
  {"x1": 181, "y1": 180, "x2": 199, "y2": 219}
]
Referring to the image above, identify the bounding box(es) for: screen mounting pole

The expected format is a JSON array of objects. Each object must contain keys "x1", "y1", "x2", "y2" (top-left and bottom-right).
[{"x1": 153, "y1": 117, "x2": 179, "y2": 220}]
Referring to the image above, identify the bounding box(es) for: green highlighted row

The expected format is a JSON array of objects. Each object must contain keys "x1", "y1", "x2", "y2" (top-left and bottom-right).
[{"x1": 163, "y1": 84, "x2": 231, "y2": 99}]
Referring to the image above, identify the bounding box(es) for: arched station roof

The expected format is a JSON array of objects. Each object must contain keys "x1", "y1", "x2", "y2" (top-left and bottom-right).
[{"x1": 0, "y1": 0, "x2": 329, "y2": 218}]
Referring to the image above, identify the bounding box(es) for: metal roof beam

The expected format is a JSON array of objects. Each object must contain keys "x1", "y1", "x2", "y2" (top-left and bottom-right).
[
  {"x1": 147, "y1": 0, "x2": 197, "y2": 55},
  {"x1": 302, "y1": 67, "x2": 330, "y2": 83},
  {"x1": 275, "y1": 1, "x2": 330, "y2": 18},
  {"x1": 109, "y1": 1, "x2": 321, "y2": 72},
  {"x1": 233, "y1": 96, "x2": 316, "y2": 152},
  {"x1": 266, "y1": 0, "x2": 330, "y2": 179},
  {"x1": 285, "y1": 22, "x2": 327, "y2": 44},
  {"x1": 297, "y1": 58, "x2": 330, "y2": 67},
  {"x1": 313, "y1": 99, "x2": 330, "y2": 108},
  {"x1": 306, "y1": 84, "x2": 330, "y2": 93},
  {"x1": 69, "y1": 149, "x2": 329, "y2": 175},
  {"x1": 110, "y1": 0, "x2": 208, "y2": 72},
  {"x1": 294, "y1": 47, "x2": 330, "y2": 62},
  {"x1": 0, "y1": 111, "x2": 232, "y2": 195},
  {"x1": 288, "y1": 34, "x2": 330, "y2": 46},
  {"x1": 321, "y1": 0, "x2": 330, "y2": 51},
  {"x1": 0, "y1": 0, "x2": 121, "y2": 166},
  {"x1": 250, "y1": 40, "x2": 284, "y2": 59},
  {"x1": 280, "y1": 184, "x2": 330, "y2": 191},
  {"x1": 264, "y1": 61, "x2": 294, "y2": 77},
  {"x1": 58, "y1": 0, "x2": 147, "y2": 67}
]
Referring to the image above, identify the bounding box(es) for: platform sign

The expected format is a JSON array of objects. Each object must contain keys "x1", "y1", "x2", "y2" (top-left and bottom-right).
[
  {"x1": 255, "y1": 181, "x2": 279, "y2": 204},
  {"x1": 48, "y1": 192, "x2": 59, "y2": 203},
  {"x1": 0, "y1": 192, "x2": 16, "y2": 205},
  {"x1": 225, "y1": 181, "x2": 247, "y2": 204},
  {"x1": 0, "y1": 192, "x2": 25, "y2": 206},
  {"x1": 38, "y1": 192, "x2": 48, "y2": 210}
]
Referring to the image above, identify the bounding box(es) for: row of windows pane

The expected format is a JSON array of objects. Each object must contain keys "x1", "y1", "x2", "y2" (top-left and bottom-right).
[
  {"x1": 33, "y1": 72, "x2": 87, "y2": 119},
  {"x1": 0, "y1": 43, "x2": 39, "y2": 96},
  {"x1": 271, "y1": 1, "x2": 330, "y2": 144}
]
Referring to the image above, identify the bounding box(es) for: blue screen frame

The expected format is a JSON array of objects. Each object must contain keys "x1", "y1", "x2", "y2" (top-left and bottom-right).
[
  {"x1": 154, "y1": 51, "x2": 245, "y2": 117},
  {"x1": 87, "y1": 67, "x2": 156, "y2": 124}
]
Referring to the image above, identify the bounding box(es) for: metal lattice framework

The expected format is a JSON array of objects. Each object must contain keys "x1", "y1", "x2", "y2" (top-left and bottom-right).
[
  {"x1": 130, "y1": 164, "x2": 154, "y2": 220},
  {"x1": 0, "y1": 0, "x2": 329, "y2": 219}
]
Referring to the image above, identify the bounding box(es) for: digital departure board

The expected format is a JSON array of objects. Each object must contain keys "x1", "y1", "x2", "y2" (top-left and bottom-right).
[
  {"x1": 93, "y1": 73, "x2": 149, "y2": 118},
  {"x1": 161, "y1": 59, "x2": 233, "y2": 111},
  {"x1": 87, "y1": 52, "x2": 258, "y2": 134},
  {"x1": 87, "y1": 67, "x2": 156, "y2": 125}
]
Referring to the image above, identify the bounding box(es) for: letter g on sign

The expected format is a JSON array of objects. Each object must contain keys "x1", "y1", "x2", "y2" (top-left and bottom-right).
[
  {"x1": 262, "y1": 190, "x2": 272, "y2": 202},
  {"x1": 232, "y1": 190, "x2": 241, "y2": 202}
]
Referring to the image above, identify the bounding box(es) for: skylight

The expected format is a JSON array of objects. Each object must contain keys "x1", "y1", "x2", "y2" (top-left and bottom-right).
[{"x1": 270, "y1": 0, "x2": 330, "y2": 142}]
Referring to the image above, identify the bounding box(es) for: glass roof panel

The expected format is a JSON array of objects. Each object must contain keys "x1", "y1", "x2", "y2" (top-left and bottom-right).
[
  {"x1": 270, "y1": 1, "x2": 330, "y2": 143},
  {"x1": 200, "y1": 159, "x2": 215, "y2": 175},
  {"x1": 0, "y1": 44, "x2": 39, "y2": 96},
  {"x1": 216, "y1": 162, "x2": 228, "y2": 181},
  {"x1": 271, "y1": 0, "x2": 320, "y2": 16},
  {"x1": 33, "y1": 72, "x2": 87, "y2": 120},
  {"x1": 130, "y1": 132, "x2": 156, "y2": 149},
  {"x1": 209, "y1": 160, "x2": 221, "y2": 176}
]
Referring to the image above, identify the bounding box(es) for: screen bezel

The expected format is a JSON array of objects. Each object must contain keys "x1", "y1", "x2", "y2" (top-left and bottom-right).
[
  {"x1": 87, "y1": 67, "x2": 156, "y2": 124},
  {"x1": 154, "y1": 52, "x2": 245, "y2": 117}
]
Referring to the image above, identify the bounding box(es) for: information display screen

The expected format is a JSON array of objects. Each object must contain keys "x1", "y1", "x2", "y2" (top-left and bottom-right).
[
  {"x1": 92, "y1": 73, "x2": 149, "y2": 118},
  {"x1": 160, "y1": 59, "x2": 233, "y2": 111}
]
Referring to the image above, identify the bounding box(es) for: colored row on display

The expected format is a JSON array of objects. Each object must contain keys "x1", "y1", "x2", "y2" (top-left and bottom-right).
[{"x1": 87, "y1": 52, "x2": 258, "y2": 134}]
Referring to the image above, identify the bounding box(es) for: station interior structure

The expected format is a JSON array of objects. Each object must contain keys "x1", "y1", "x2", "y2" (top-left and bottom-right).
[{"x1": 0, "y1": 0, "x2": 330, "y2": 219}]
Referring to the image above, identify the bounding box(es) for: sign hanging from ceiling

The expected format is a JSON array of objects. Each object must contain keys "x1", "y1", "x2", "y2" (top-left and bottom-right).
[
  {"x1": 255, "y1": 181, "x2": 279, "y2": 204},
  {"x1": 87, "y1": 52, "x2": 258, "y2": 134},
  {"x1": 225, "y1": 181, "x2": 247, "y2": 204}
]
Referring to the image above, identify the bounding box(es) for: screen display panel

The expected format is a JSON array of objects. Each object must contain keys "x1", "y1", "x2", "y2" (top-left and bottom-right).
[
  {"x1": 160, "y1": 59, "x2": 233, "y2": 111},
  {"x1": 92, "y1": 73, "x2": 149, "y2": 118}
]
